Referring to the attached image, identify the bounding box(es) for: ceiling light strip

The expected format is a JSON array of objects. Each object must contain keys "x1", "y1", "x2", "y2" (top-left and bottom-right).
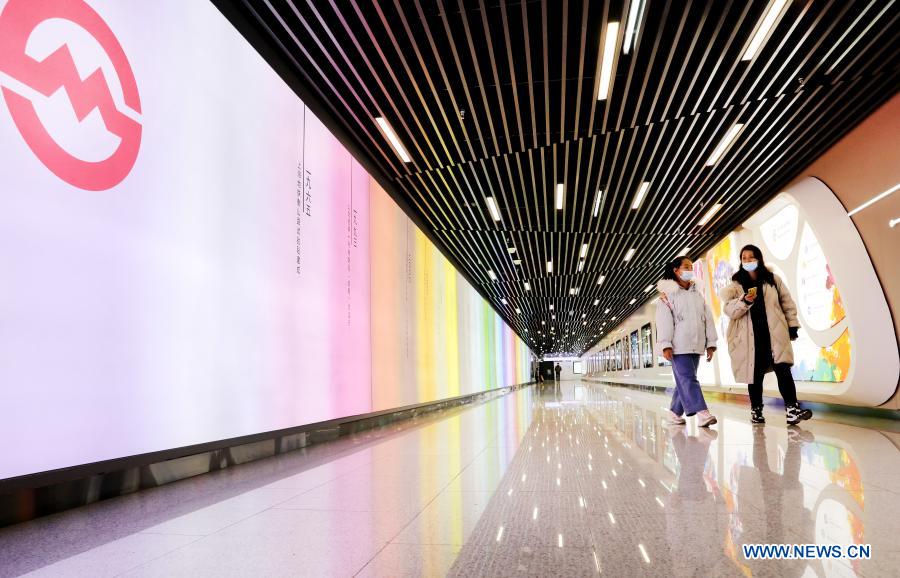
[
  {"x1": 631, "y1": 181, "x2": 650, "y2": 209},
  {"x1": 485, "y1": 196, "x2": 501, "y2": 221},
  {"x1": 741, "y1": 0, "x2": 790, "y2": 61},
  {"x1": 697, "y1": 203, "x2": 723, "y2": 226},
  {"x1": 597, "y1": 22, "x2": 620, "y2": 100},
  {"x1": 623, "y1": 0, "x2": 646, "y2": 55},
  {"x1": 705, "y1": 124, "x2": 745, "y2": 166},
  {"x1": 847, "y1": 183, "x2": 900, "y2": 217},
  {"x1": 375, "y1": 117, "x2": 412, "y2": 163}
]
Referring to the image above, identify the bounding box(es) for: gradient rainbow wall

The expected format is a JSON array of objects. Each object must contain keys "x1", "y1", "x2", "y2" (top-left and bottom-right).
[{"x1": 371, "y1": 181, "x2": 532, "y2": 411}]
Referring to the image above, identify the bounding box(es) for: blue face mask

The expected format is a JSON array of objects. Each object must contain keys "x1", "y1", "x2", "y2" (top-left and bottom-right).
[
  {"x1": 743, "y1": 260, "x2": 759, "y2": 272},
  {"x1": 679, "y1": 271, "x2": 694, "y2": 282}
]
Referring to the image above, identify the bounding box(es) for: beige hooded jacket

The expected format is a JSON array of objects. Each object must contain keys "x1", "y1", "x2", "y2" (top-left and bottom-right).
[{"x1": 719, "y1": 274, "x2": 799, "y2": 384}]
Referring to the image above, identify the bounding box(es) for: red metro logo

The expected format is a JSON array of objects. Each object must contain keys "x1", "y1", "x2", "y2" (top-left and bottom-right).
[{"x1": 0, "y1": 0, "x2": 141, "y2": 191}]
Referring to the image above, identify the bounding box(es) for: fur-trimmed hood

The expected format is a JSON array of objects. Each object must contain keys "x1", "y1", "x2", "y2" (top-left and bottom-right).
[{"x1": 657, "y1": 279, "x2": 693, "y2": 296}]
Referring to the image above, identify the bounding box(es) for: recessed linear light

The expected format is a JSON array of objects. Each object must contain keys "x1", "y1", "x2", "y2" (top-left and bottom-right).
[
  {"x1": 516, "y1": 308, "x2": 521, "y2": 314},
  {"x1": 524, "y1": 282, "x2": 531, "y2": 291},
  {"x1": 624, "y1": 248, "x2": 636, "y2": 261},
  {"x1": 578, "y1": 260, "x2": 585, "y2": 272},
  {"x1": 680, "y1": 246, "x2": 691, "y2": 256},
  {"x1": 697, "y1": 204, "x2": 723, "y2": 227},
  {"x1": 741, "y1": 0, "x2": 790, "y2": 61},
  {"x1": 549, "y1": 304, "x2": 554, "y2": 311},
  {"x1": 605, "y1": 308, "x2": 611, "y2": 314},
  {"x1": 507, "y1": 246, "x2": 517, "y2": 254},
  {"x1": 597, "y1": 275, "x2": 606, "y2": 285},
  {"x1": 501, "y1": 298, "x2": 507, "y2": 304},
  {"x1": 705, "y1": 124, "x2": 745, "y2": 166},
  {"x1": 485, "y1": 196, "x2": 501, "y2": 222},
  {"x1": 597, "y1": 22, "x2": 620, "y2": 101},
  {"x1": 580, "y1": 243, "x2": 589, "y2": 258},
  {"x1": 631, "y1": 182, "x2": 650, "y2": 210},
  {"x1": 594, "y1": 299, "x2": 600, "y2": 306},
  {"x1": 629, "y1": 298, "x2": 637, "y2": 305},
  {"x1": 644, "y1": 284, "x2": 654, "y2": 293},
  {"x1": 593, "y1": 190, "x2": 603, "y2": 217},
  {"x1": 547, "y1": 260, "x2": 553, "y2": 274},
  {"x1": 488, "y1": 270, "x2": 497, "y2": 280},
  {"x1": 623, "y1": 0, "x2": 646, "y2": 55},
  {"x1": 556, "y1": 183, "x2": 565, "y2": 210},
  {"x1": 375, "y1": 117, "x2": 412, "y2": 163},
  {"x1": 848, "y1": 183, "x2": 900, "y2": 216},
  {"x1": 513, "y1": 259, "x2": 522, "y2": 266}
]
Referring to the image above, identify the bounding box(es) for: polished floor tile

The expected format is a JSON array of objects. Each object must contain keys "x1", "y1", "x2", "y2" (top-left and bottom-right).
[
  {"x1": 355, "y1": 544, "x2": 463, "y2": 578},
  {"x1": 2, "y1": 382, "x2": 899, "y2": 577},
  {"x1": 21, "y1": 533, "x2": 200, "y2": 578}
]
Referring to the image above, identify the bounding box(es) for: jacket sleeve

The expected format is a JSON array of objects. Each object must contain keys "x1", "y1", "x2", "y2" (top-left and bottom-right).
[
  {"x1": 655, "y1": 301, "x2": 675, "y2": 351},
  {"x1": 720, "y1": 283, "x2": 751, "y2": 320},
  {"x1": 704, "y1": 302, "x2": 719, "y2": 348},
  {"x1": 775, "y1": 275, "x2": 800, "y2": 328}
]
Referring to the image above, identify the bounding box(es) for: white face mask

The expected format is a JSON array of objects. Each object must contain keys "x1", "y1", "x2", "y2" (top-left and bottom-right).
[
  {"x1": 743, "y1": 260, "x2": 759, "y2": 272},
  {"x1": 679, "y1": 271, "x2": 694, "y2": 282}
]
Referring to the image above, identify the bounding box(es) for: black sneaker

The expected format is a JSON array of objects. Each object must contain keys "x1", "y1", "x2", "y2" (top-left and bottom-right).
[
  {"x1": 786, "y1": 404, "x2": 813, "y2": 426},
  {"x1": 751, "y1": 406, "x2": 765, "y2": 424}
]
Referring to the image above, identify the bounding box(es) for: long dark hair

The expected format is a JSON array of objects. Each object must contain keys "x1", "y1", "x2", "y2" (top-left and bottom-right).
[
  {"x1": 662, "y1": 256, "x2": 689, "y2": 281},
  {"x1": 732, "y1": 244, "x2": 775, "y2": 286}
]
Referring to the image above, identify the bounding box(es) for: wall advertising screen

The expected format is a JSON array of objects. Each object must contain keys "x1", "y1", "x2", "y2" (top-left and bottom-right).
[
  {"x1": 640, "y1": 324, "x2": 653, "y2": 368},
  {"x1": 0, "y1": 0, "x2": 530, "y2": 481},
  {"x1": 630, "y1": 331, "x2": 640, "y2": 370}
]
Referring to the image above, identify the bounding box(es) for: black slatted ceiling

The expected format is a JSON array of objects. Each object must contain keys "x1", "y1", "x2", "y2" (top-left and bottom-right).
[{"x1": 217, "y1": 0, "x2": 900, "y2": 356}]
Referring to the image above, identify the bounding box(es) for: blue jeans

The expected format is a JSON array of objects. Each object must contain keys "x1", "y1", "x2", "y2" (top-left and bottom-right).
[{"x1": 670, "y1": 354, "x2": 708, "y2": 416}]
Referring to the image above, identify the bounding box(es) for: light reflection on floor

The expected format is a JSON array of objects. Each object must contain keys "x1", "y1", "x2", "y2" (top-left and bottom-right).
[{"x1": 1, "y1": 382, "x2": 898, "y2": 577}]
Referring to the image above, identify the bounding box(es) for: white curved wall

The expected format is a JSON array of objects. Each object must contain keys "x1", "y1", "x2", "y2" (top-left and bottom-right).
[{"x1": 583, "y1": 177, "x2": 899, "y2": 407}]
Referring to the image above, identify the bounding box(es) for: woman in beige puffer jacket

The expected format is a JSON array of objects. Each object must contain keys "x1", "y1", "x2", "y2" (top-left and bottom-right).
[{"x1": 720, "y1": 244, "x2": 813, "y2": 426}]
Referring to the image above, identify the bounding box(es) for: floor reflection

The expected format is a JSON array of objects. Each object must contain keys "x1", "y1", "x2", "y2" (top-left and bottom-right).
[
  {"x1": 446, "y1": 383, "x2": 899, "y2": 577},
  {"x1": 1, "y1": 382, "x2": 898, "y2": 577}
]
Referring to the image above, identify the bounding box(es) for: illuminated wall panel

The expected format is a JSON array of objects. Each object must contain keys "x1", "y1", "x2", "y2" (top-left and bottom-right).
[
  {"x1": 370, "y1": 181, "x2": 532, "y2": 411},
  {"x1": 0, "y1": 0, "x2": 531, "y2": 481}
]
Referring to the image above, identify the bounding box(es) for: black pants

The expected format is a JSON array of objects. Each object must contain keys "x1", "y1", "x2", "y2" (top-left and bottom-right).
[{"x1": 748, "y1": 356, "x2": 798, "y2": 407}]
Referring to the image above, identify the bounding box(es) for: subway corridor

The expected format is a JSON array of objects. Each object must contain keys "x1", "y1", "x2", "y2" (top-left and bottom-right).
[{"x1": 1, "y1": 383, "x2": 898, "y2": 577}]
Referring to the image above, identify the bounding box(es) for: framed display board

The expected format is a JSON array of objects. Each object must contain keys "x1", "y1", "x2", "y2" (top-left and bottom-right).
[
  {"x1": 630, "y1": 331, "x2": 640, "y2": 369},
  {"x1": 641, "y1": 324, "x2": 653, "y2": 368}
]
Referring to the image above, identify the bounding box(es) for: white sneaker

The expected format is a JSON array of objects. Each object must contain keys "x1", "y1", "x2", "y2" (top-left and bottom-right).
[
  {"x1": 666, "y1": 410, "x2": 686, "y2": 425},
  {"x1": 697, "y1": 410, "x2": 717, "y2": 428}
]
